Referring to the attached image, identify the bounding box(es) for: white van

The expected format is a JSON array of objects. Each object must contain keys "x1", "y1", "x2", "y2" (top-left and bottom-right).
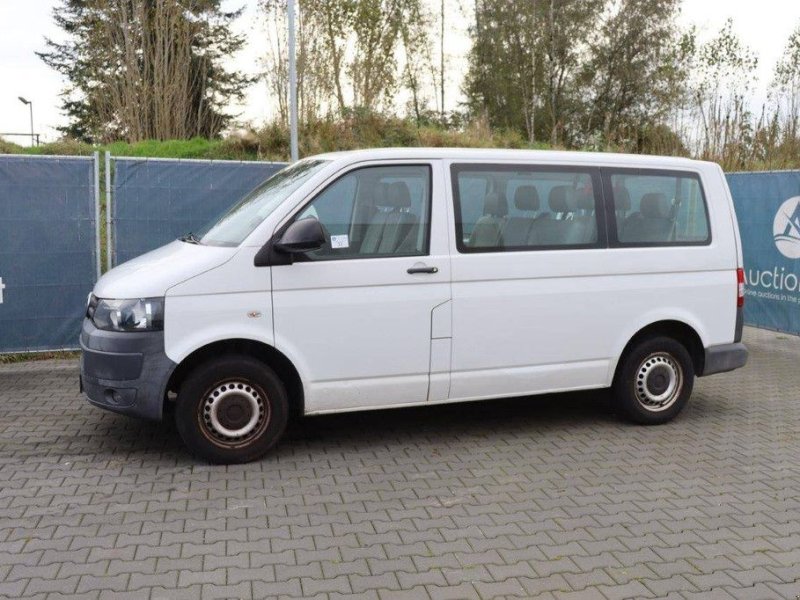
[{"x1": 81, "y1": 149, "x2": 748, "y2": 463}]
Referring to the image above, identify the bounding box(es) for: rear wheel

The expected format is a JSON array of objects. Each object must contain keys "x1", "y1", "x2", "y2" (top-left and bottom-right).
[
  {"x1": 175, "y1": 355, "x2": 289, "y2": 464},
  {"x1": 612, "y1": 336, "x2": 694, "y2": 424}
]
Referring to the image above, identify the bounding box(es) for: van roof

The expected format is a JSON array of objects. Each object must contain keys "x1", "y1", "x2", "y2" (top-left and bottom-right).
[{"x1": 312, "y1": 147, "x2": 711, "y2": 169}]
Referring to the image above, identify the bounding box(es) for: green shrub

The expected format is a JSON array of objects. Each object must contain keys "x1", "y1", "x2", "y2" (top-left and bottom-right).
[
  {"x1": 0, "y1": 139, "x2": 23, "y2": 154},
  {"x1": 25, "y1": 139, "x2": 95, "y2": 156}
]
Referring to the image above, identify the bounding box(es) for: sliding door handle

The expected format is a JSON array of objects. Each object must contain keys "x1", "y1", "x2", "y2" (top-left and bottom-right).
[{"x1": 407, "y1": 266, "x2": 439, "y2": 275}]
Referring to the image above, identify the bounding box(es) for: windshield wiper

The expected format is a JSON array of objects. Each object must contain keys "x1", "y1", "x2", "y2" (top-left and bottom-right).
[{"x1": 179, "y1": 232, "x2": 201, "y2": 245}]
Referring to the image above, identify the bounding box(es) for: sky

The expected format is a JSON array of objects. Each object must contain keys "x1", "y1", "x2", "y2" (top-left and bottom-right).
[{"x1": 1, "y1": 0, "x2": 800, "y2": 146}]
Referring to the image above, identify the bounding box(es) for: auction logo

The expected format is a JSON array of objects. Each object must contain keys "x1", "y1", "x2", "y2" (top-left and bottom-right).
[{"x1": 774, "y1": 196, "x2": 800, "y2": 259}]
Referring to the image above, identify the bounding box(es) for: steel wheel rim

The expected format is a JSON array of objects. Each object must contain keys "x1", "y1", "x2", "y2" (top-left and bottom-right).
[
  {"x1": 634, "y1": 352, "x2": 682, "y2": 412},
  {"x1": 199, "y1": 380, "x2": 270, "y2": 447}
]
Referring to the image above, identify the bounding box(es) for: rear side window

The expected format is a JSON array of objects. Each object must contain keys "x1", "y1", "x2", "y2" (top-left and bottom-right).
[
  {"x1": 451, "y1": 164, "x2": 602, "y2": 252},
  {"x1": 609, "y1": 171, "x2": 710, "y2": 245}
]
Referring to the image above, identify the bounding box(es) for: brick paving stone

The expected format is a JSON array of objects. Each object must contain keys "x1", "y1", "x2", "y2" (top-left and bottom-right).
[
  {"x1": 1, "y1": 328, "x2": 799, "y2": 599},
  {"x1": 378, "y1": 586, "x2": 432, "y2": 600},
  {"x1": 641, "y1": 574, "x2": 697, "y2": 597},
  {"x1": 553, "y1": 588, "x2": 607, "y2": 600},
  {"x1": 426, "y1": 583, "x2": 480, "y2": 600}
]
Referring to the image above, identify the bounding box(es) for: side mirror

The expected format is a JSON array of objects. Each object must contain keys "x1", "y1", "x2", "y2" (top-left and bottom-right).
[{"x1": 274, "y1": 217, "x2": 326, "y2": 254}]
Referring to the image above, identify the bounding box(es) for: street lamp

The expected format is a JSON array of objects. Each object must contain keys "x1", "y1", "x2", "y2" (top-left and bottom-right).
[{"x1": 18, "y1": 96, "x2": 34, "y2": 147}]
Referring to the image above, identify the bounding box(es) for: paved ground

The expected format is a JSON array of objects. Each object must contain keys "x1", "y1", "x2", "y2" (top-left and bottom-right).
[{"x1": 1, "y1": 327, "x2": 799, "y2": 599}]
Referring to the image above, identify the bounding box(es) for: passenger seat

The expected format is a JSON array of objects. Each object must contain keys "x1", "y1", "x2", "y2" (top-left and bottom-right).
[
  {"x1": 502, "y1": 185, "x2": 540, "y2": 246},
  {"x1": 621, "y1": 192, "x2": 673, "y2": 243},
  {"x1": 528, "y1": 185, "x2": 575, "y2": 246},
  {"x1": 613, "y1": 185, "x2": 632, "y2": 221},
  {"x1": 360, "y1": 182, "x2": 418, "y2": 254},
  {"x1": 468, "y1": 192, "x2": 507, "y2": 248},
  {"x1": 569, "y1": 187, "x2": 597, "y2": 244}
]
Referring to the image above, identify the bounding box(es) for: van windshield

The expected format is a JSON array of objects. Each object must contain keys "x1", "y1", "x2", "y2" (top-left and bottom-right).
[{"x1": 197, "y1": 159, "x2": 329, "y2": 246}]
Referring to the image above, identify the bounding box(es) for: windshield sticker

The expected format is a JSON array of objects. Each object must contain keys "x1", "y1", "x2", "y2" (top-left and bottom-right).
[{"x1": 330, "y1": 234, "x2": 349, "y2": 249}]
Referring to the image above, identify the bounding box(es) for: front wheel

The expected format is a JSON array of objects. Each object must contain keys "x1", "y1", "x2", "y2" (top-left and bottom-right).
[
  {"x1": 175, "y1": 355, "x2": 289, "y2": 464},
  {"x1": 612, "y1": 336, "x2": 695, "y2": 425}
]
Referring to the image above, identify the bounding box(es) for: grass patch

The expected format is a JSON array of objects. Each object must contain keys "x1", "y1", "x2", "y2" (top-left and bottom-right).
[{"x1": 0, "y1": 351, "x2": 80, "y2": 364}]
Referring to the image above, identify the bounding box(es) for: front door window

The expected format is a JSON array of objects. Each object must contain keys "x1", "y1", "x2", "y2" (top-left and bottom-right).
[{"x1": 294, "y1": 165, "x2": 432, "y2": 260}]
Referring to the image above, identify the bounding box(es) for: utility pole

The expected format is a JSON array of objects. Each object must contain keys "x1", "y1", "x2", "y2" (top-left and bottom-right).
[{"x1": 288, "y1": 0, "x2": 299, "y2": 162}]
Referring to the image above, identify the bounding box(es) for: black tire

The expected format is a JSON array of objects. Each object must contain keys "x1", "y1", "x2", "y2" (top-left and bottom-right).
[
  {"x1": 612, "y1": 335, "x2": 695, "y2": 425},
  {"x1": 175, "y1": 355, "x2": 289, "y2": 464}
]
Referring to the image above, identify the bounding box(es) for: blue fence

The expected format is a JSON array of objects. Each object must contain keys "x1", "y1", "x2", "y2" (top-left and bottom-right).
[
  {"x1": 2, "y1": 154, "x2": 797, "y2": 352},
  {"x1": 0, "y1": 155, "x2": 98, "y2": 353},
  {"x1": 111, "y1": 158, "x2": 285, "y2": 265},
  {"x1": 727, "y1": 171, "x2": 800, "y2": 335}
]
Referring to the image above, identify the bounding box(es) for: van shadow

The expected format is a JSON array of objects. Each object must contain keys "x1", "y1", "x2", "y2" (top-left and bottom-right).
[
  {"x1": 84, "y1": 389, "x2": 616, "y2": 462},
  {"x1": 283, "y1": 389, "x2": 617, "y2": 450}
]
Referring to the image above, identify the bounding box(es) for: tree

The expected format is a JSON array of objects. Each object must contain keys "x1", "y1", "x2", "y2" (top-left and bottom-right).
[
  {"x1": 690, "y1": 19, "x2": 758, "y2": 167},
  {"x1": 464, "y1": 0, "x2": 691, "y2": 149},
  {"x1": 40, "y1": 0, "x2": 254, "y2": 142},
  {"x1": 773, "y1": 23, "x2": 800, "y2": 150},
  {"x1": 464, "y1": 0, "x2": 539, "y2": 137},
  {"x1": 578, "y1": 0, "x2": 690, "y2": 150},
  {"x1": 261, "y1": 0, "x2": 432, "y2": 122},
  {"x1": 262, "y1": 0, "x2": 335, "y2": 125},
  {"x1": 398, "y1": 1, "x2": 435, "y2": 124},
  {"x1": 464, "y1": 0, "x2": 605, "y2": 145},
  {"x1": 541, "y1": 0, "x2": 606, "y2": 145}
]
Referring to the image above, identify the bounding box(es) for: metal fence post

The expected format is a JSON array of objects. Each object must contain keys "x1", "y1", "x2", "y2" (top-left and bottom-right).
[
  {"x1": 105, "y1": 151, "x2": 112, "y2": 272},
  {"x1": 93, "y1": 151, "x2": 101, "y2": 281}
]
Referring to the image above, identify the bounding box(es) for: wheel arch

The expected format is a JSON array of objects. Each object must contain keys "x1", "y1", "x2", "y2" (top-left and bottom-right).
[
  {"x1": 166, "y1": 339, "x2": 305, "y2": 418},
  {"x1": 611, "y1": 320, "x2": 705, "y2": 384}
]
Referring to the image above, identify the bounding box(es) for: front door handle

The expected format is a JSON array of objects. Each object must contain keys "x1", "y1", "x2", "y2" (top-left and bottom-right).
[{"x1": 407, "y1": 266, "x2": 438, "y2": 275}]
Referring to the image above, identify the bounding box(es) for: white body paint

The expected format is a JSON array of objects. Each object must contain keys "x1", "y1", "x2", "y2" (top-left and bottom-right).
[{"x1": 90, "y1": 148, "x2": 744, "y2": 415}]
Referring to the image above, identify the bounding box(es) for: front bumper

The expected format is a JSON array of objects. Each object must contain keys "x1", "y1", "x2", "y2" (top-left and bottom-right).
[
  {"x1": 701, "y1": 342, "x2": 749, "y2": 376},
  {"x1": 80, "y1": 318, "x2": 176, "y2": 421}
]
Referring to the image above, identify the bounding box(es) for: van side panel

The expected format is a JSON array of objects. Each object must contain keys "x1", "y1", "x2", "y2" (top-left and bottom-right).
[{"x1": 447, "y1": 162, "x2": 737, "y2": 401}]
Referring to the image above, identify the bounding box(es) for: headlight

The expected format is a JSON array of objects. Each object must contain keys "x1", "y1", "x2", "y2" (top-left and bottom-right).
[{"x1": 88, "y1": 296, "x2": 164, "y2": 332}]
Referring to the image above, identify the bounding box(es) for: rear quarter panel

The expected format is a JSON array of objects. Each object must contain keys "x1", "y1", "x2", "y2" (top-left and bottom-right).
[{"x1": 603, "y1": 162, "x2": 739, "y2": 381}]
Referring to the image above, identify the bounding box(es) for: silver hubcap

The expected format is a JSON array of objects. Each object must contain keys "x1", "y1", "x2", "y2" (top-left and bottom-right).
[
  {"x1": 202, "y1": 381, "x2": 266, "y2": 442},
  {"x1": 635, "y1": 352, "x2": 682, "y2": 412}
]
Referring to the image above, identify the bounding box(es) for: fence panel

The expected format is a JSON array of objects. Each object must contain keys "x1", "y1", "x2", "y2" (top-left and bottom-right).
[
  {"x1": 111, "y1": 158, "x2": 286, "y2": 265},
  {"x1": 0, "y1": 155, "x2": 98, "y2": 353},
  {"x1": 727, "y1": 171, "x2": 800, "y2": 335}
]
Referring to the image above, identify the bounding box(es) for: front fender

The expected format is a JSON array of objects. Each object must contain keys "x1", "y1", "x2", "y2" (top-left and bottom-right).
[{"x1": 164, "y1": 291, "x2": 275, "y2": 365}]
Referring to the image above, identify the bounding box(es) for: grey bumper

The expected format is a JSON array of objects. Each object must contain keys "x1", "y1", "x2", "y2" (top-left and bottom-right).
[
  {"x1": 80, "y1": 318, "x2": 176, "y2": 421},
  {"x1": 701, "y1": 342, "x2": 749, "y2": 376}
]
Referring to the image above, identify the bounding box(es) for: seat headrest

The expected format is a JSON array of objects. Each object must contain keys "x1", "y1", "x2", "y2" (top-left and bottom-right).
[
  {"x1": 640, "y1": 193, "x2": 671, "y2": 218},
  {"x1": 613, "y1": 186, "x2": 632, "y2": 212},
  {"x1": 514, "y1": 185, "x2": 540, "y2": 211},
  {"x1": 484, "y1": 192, "x2": 508, "y2": 217},
  {"x1": 384, "y1": 181, "x2": 411, "y2": 209},
  {"x1": 575, "y1": 188, "x2": 594, "y2": 211},
  {"x1": 548, "y1": 186, "x2": 574, "y2": 213}
]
